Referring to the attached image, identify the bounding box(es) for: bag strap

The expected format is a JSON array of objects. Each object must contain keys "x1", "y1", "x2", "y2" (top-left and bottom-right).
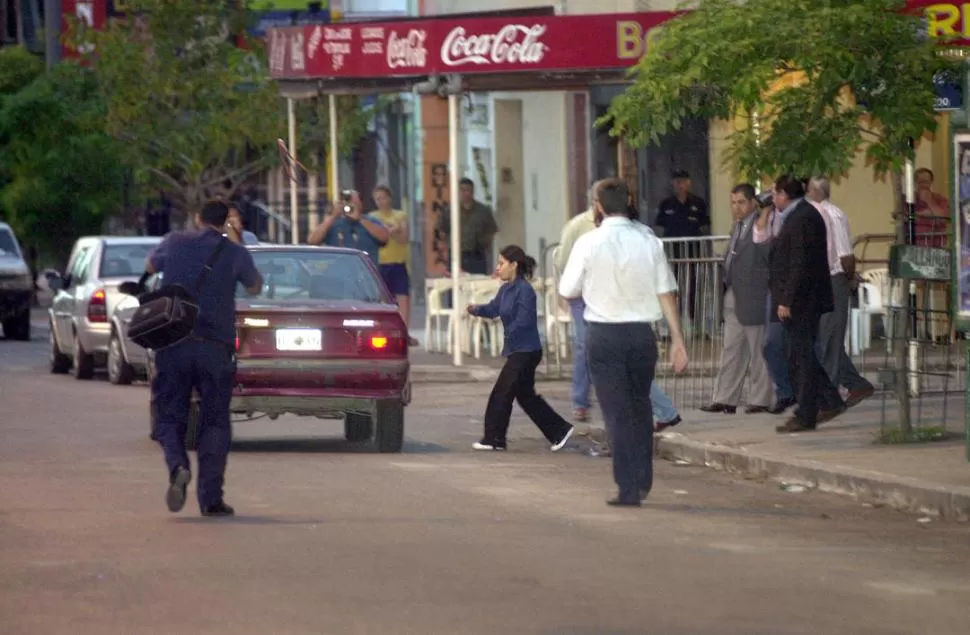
[{"x1": 194, "y1": 238, "x2": 229, "y2": 295}]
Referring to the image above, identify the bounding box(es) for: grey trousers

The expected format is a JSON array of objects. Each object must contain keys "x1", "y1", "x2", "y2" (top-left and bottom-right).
[
  {"x1": 586, "y1": 321, "x2": 656, "y2": 503},
  {"x1": 817, "y1": 274, "x2": 873, "y2": 393},
  {"x1": 712, "y1": 289, "x2": 773, "y2": 407}
]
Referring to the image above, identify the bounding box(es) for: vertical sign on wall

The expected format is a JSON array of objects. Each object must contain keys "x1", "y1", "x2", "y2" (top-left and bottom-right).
[{"x1": 953, "y1": 131, "x2": 970, "y2": 324}]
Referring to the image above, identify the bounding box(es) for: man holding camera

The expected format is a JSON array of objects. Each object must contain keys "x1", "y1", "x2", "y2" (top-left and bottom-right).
[{"x1": 307, "y1": 190, "x2": 389, "y2": 266}]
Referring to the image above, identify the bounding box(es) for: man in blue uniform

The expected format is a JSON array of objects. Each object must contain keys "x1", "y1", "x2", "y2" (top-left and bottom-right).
[{"x1": 146, "y1": 200, "x2": 262, "y2": 517}]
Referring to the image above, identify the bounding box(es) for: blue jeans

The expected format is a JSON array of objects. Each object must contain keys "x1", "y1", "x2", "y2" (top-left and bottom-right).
[
  {"x1": 569, "y1": 298, "x2": 592, "y2": 409},
  {"x1": 763, "y1": 296, "x2": 795, "y2": 401},
  {"x1": 650, "y1": 382, "x2": 679, "y2": 423}
]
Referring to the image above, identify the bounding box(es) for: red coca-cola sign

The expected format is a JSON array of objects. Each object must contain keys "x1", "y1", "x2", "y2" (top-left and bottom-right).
[{"x1": 267, "y1": 12, "x2": 681, "y2": 79}]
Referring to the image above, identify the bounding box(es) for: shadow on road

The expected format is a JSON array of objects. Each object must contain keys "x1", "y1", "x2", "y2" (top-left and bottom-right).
[
  {"x1": 230, "y1": 437, "x2": 450, "y2": 454},
  {"x1": 171, "y1": 516, "x2": 327, "y2": 526}
]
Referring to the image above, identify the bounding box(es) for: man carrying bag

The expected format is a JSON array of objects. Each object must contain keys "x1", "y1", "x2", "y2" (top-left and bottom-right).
[{"x1": 141, "y1": 200, "x2": 262, "y2": 517}]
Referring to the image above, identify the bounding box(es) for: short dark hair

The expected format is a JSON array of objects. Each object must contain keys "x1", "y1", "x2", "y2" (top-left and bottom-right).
[
  {"x1": 594, "y1": 178, "x2": 629, "y2": 216},
  {"x1": 731, "y1": 183, "x2": 757, "y2": 200},
  {"x1": 199, "y1": 199, "x2": 230, "y2": 227},
  {"x1": 374, "y1": 184, "x2": 393, "y2": 197},
  {"x1": 459, "y1": 178, "x2": 474, "y2": 189},
  {"x1": 672, "y1": 169, "x2": 690, "y2": 180},
  {"x1": 915, "y1": 167, "x2": 934, "y2": 181},
  {"x1": 774, "y1": 174, "x2": 806, "y2": 199}
]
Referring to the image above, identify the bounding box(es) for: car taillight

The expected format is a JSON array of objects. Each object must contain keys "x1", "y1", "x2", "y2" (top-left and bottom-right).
[
  {"x1": 358, "y1": 332, "x2": 406, "y2": 356},
  {"x1": 88, "y1": 289, "x2": 107, "y2": 323},
  {"x1": 235, "y1": 335, "x2": 240, "y2": 351}
]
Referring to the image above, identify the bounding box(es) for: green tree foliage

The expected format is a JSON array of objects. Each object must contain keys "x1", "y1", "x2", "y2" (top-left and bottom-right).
[
  {"x1": 0, "y1": 63, "x2": 125, "y2": 262},
  {"x1": 0, "y1": 45, "x2": 44, "y2": 100},
  {"x1": 601, "y1": 0, "x2": 958, "y2": 181},
  {"x1": 76, "y1": 0, "x2": 376, "y2": 226}
]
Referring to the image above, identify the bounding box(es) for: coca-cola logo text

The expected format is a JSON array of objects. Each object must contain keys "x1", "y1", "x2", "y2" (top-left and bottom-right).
[
  {"x1": 440, "y1": 24, "x2": 549, "y2": 66},
  {"x1": 387, "y1": 29, "x2": 428, "y2": 69}
]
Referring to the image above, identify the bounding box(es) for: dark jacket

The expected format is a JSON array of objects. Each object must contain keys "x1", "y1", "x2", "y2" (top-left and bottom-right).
[{"x1": 768, "y1": 199, "x2": 834, "y2": 320}]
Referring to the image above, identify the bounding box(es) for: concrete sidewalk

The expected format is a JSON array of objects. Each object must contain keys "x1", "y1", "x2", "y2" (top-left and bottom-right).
[{"x1": 651, "y1": 396, "x2": 970, "y2": 520}]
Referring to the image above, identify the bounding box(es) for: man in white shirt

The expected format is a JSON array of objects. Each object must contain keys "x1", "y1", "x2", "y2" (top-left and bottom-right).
[
  {"x1": 807, "y1": 177, "x2": 875, "y2": 407},
  {"x1": 559, "y1": 178, "x2": 688, "y2": 507}
]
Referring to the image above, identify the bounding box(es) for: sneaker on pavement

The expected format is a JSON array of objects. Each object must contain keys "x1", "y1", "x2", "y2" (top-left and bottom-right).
[
  {"x1": 472, "y1": 441, "x2": 507, "y2": 451},
  {"x1": 551, "y1": 426, "x2": 575, "y2": 452}
]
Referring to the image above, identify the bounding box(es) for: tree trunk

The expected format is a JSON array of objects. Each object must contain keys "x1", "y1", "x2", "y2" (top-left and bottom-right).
[
  {"x1": 14, "y1": 0, "x2": 25, "y2": 44},
  {"x1": 889, "y1": 169, "x2": 912, "y2": 437}
]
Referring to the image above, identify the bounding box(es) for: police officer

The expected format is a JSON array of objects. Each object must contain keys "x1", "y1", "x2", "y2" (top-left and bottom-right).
[
  {"x1": 654, "y1": 169, "x2": 710, "y2": 327},
  {"x1": 146, "y1": 200, "x2": 262, "y2": 517}
]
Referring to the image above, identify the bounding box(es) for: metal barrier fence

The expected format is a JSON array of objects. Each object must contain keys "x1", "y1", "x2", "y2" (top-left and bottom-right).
[{"x1": 542, "y1": 232, "x2": 965, "y2": 421}]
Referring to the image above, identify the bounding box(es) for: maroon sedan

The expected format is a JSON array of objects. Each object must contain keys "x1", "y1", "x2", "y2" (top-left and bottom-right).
[{"x1": 144, "y1": 245, "x2": 411, "y2": 453}]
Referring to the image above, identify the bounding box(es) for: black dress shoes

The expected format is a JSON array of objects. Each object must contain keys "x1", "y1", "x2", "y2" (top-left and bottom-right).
[
  {"x1": 201, "y1": 501, "x2": 235, "y2": 517},
  {"x1": 745, "y1": 405, "x2": 771, "y2": 414},
  {"x1": 775, "y1": 417, "x2": 816, "y2": 433},
  {"x1": 166, "y1": 466, "x2": 191, "y2": 513},
  {"x1": 700, "y1": 403, "x2": 737, "y2": 414},
  {"x1": 769, "y1": 397, "x2": 796, "y2": 415},
  {"x1": 607, "y1": 498, "x2": 642, "y2": 508}
]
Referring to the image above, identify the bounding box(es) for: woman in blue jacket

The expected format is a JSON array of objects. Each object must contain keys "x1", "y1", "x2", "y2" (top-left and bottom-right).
[{"x1": 467, "y1": 245, "x2": 574, "y2": 452}]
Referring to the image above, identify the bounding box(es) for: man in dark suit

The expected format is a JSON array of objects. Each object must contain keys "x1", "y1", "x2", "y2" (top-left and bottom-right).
[
  {"x1": 701, "y1": 183, "x2": 773, "y2": 414},
  {"x1": 756, "y1": 175, "x2": 844, "y2": 433}
]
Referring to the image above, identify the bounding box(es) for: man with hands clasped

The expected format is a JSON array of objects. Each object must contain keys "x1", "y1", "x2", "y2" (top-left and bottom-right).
[{"x1": 307, "y1": 190, "x2": 389, "y2": 266}]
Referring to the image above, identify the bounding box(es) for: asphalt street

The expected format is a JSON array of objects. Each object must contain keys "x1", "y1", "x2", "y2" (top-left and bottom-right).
[{"x1": 2, "y1": 328, "x2": 969, "y2": 635}]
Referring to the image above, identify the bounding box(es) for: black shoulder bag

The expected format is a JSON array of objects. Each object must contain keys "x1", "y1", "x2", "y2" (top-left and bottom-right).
[{"x1": 126, "y1": 238, "x2": 228, "y2": 351}]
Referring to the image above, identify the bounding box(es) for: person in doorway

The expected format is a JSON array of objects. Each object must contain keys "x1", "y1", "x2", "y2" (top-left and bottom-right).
[
  {"x1": 654, "y1": 169, "x2": 710, "y2": 329},
  {"x1": 701, "y1": 183, "x2": 774, "y2": 415},
  {"x1": 370, "y1": 185, "x2": 419, "y2": 346},
  {"x1": 806, "y1": 177, "x2": 875, "y2": 408},
  {"x1": 757, "y1": 175, "x2": 844, "y2": 433},
  {"x1": 307, "y1": 190, "x2": 389, "y2": 267},
  {"x1": 560, "y1": 178, "x2": 688, "y2": 507},
  {"x1": 467, "y1": 245, "x2": 575, "y2": 452},
  {"x1": 436, "y1": 178, "x2": 499, "y2": 275},
  {"x1": 146, "y1": 200, "x2": 263, "y2": 517}
]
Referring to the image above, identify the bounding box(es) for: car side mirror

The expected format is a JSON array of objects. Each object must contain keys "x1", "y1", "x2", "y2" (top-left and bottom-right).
[
  {"x1": 45, "y1": 271, "x2": 64, "y2": 291},
  {"x1": 118, "y1": 281, "x2": 141, "y2": 296}
]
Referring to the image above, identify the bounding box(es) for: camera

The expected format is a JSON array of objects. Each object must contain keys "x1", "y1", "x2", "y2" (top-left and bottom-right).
[
  {"x1": 340, "y1": 189, "x2": 354, "y2": 214},
  {"x1": 756, "y1": 191, "x2": 774, "y2": 209}
]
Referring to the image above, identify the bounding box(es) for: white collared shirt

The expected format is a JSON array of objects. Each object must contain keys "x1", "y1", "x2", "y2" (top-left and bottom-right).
[
  {"x1": 558, "y1": 216, "x2": 678, "y2": 323},
  {"x1": 810, "y1": 199, "x2": 853, "y2": 275}
]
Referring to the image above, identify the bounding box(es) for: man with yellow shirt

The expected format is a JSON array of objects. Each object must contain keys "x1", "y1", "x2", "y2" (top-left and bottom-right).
[{"x1": 371, "y1": 185, "x2": 418, "y2": 346}]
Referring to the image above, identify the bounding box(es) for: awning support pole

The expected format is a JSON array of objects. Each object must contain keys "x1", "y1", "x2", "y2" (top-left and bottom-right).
[
  {"x1": 448, "y1": 92, "x2": 463, "y2": 367},
  {"x1": 287, "y1": 97, "x2": 299, "y2": 245},
  {"x1": 329, "y1": 94, "x2": 340, "y2": 203}
]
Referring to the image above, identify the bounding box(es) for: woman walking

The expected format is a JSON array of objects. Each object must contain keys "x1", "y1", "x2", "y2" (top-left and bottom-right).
[{"x1": 467, "y1": 245, "x2": 575, "y2": 452}]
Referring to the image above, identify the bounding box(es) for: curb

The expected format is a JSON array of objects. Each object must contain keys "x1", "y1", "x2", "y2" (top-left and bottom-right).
[
  {"x1": 655, "y1": 433, "x2": 970, "y2": 521},
  {"x1": 411, "y1": 366, "x2": 500, "y2": 383}
]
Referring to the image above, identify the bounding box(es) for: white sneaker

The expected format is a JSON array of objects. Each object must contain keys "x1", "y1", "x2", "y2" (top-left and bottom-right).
[
  {"x1": 551, "y1": 426, "x2": 575, "y2": 452},
  {"x1": 473, "y1": 442, "x2": 506, "y2": 451}
]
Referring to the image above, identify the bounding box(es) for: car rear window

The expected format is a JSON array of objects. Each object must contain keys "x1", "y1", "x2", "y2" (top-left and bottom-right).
[
  {"x1": 100, "y1": 243, "x2": 157, "y2": 278},
  {"x1": 240, "y1": 250, "x2": 387, "y2": 304},
  {"x1": 0, "y1": 229, "x2": 21, "y2": 258}
]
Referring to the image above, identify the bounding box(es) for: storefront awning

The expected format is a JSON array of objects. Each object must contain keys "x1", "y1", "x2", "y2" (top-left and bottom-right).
[{"x1": 265, "y1": 11, "x2": 681, "y2": 94}]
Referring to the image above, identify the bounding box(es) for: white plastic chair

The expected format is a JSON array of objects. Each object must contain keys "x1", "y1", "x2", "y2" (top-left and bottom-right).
[
  {"x1": 853, "y1": 268, "x2": 904, "y2": 354},
  {"x1": 465, "y1": 278, "x2": 503, "y2": 358},
  {"x1": 544, "y1": 283, "x2": 571, "y2": 360},
  {"x1": 423, "y1": 278, "x2": 454, "y2": 353}
]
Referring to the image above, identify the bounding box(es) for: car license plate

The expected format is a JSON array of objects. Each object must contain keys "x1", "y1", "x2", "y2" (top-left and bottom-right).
[{"x1": 275, "y1": 328, "x2": 322, "y2": 351}]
